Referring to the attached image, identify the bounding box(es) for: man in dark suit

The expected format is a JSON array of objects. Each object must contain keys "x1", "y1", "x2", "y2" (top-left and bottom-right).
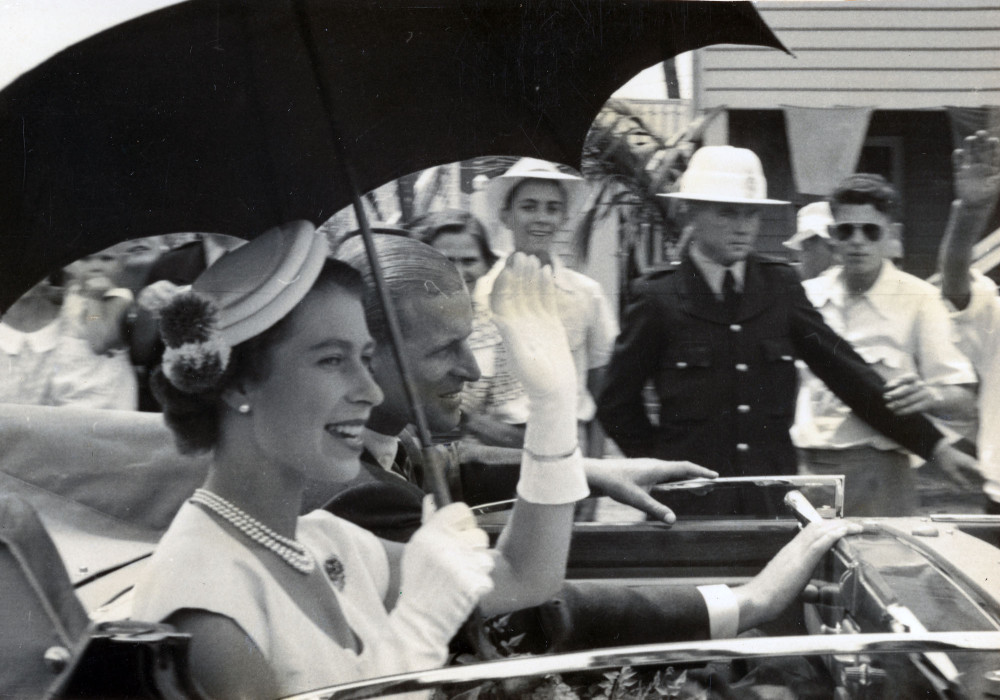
[{"x1": 597, "y1": 146, "x2": 978, "y2": 515}]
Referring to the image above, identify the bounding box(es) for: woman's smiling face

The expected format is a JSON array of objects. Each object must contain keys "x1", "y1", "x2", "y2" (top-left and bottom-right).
[
  {"x1": 239, "y1": 282, "x2": 383, "y2": 483},
  {"x1": 504, "y1": 180, "x2": 568, "y2": 259}
]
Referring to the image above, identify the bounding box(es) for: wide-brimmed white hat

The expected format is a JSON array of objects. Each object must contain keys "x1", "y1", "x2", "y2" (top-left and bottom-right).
[
  {"x1": 486, "y1": 157, "x2": 587, "y2": 218},
  {"x1": 783, "y1": 201, "x2": 834, "y2": 251},
  {"x1": 659, "y1": 146, "x2": 788, "y2": 206}
]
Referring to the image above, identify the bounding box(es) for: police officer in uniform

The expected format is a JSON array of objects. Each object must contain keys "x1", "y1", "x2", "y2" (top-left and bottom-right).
[{"x1": 597, "y1": 146, "x2": 978, "y2": 515}]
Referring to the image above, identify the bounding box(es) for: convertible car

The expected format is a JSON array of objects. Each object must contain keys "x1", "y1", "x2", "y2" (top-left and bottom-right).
[
  {"x1": 2, "y1": 403, "x2": 999, "y2": 699},
  {"x1": 1, "y1": 1, "x2": 999, "y2": 699}
]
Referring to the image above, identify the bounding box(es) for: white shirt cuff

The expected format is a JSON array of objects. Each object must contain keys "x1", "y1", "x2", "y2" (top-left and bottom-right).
[
  {"x1": 516, "y1": 448, "x2": 589, "y2": 505},
  {"x1": 697, "y1": 584, "x2": 740, "y2": 639}
]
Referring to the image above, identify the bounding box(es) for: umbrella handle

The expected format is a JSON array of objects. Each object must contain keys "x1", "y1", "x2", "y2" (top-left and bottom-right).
[{"x1": 420, "y1": 443, "x2": 503, "y2": 661}]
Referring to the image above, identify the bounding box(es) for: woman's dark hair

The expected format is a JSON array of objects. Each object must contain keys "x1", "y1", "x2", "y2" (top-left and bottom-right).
[
  {"x1": 152, "y1": 258, "x2": 363, "y2": 455},
  {"x1": 829, "y1": 173, "x2": 899, "y2": 220},
  {"x1": 405, "y1": 209, "x2": 499, "y2": 269}
]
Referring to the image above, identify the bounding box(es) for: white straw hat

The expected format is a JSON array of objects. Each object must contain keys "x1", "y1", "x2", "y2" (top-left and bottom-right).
[
  {"x1": 783, "y1": 201, "x2": 834, "y2": 251},
  {"x1": 485, "y1": 157, "x2": 587, "y2": 217},
  {"x1": 659, "y1": 146, "x2": 788, "y2": 206}
]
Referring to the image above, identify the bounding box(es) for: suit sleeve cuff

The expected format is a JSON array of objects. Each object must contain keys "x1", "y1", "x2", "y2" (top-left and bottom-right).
[{"x1": 697, "y1": 584, "x2": 739, "y2": 639}]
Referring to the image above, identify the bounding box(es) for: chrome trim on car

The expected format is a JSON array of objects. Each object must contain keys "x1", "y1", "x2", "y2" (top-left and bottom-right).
[
  {"x1": 282, "y1": 631, "x2": 1000, "y2": 700},
  {"x1": 472, "y1": 476, "x2": 846, "y2": 518},
  {"x1": 654, "y1": 475, "x2": 845, "y2": 516},
  {"x1": 929, "y1": 514, "x2": 1000, "y2": 524}
]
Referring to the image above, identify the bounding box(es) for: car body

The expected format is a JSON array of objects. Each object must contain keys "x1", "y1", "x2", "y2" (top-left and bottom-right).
[{"x1": 2, "y1": 404, "x2": 998, "y2": 698}]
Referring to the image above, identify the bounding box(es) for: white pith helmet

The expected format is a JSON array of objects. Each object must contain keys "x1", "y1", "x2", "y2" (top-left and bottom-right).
[{"x1": 660, "y1": 145, "x2": 788, "y2": 206}]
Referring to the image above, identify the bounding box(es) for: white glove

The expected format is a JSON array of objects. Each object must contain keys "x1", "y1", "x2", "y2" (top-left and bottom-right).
[
  {"x1": 490, "y1": 253, "x2": 588, "y2": 504},
  {"x1": 388, "y1": 497, "x2": 495, "y2": 669}
]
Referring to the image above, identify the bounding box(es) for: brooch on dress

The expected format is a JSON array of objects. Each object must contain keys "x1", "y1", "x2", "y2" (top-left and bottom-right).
[{"x1": 324, "y1": 556, "x2": 346, "y2": 591}]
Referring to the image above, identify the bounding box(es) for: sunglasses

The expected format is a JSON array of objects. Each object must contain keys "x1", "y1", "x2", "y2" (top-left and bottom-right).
[{"x1": 831, "y1": 222, "x2": 884, "y2": 242}]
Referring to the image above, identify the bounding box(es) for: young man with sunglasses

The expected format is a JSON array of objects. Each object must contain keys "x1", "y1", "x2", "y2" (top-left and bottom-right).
[{"x1": 792, "y1": 174, "x2": 977, "y2": 516}]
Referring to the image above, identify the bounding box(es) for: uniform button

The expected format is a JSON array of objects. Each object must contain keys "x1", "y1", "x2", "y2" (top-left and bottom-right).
[
  {"x1": 675, "y1": 361, "x2": 688, "y2": 369},
  {"x1": 735, "y1": 363, "x2": 748, "y2": 372},
  {"x1": 736, "y1": 443, "x2": 750, "y2": 452},
  {"x1": 729, "y1": 324, "x2": 742, "y2": 332},
  {"x1": 737, "y1": 404, "x2": 750, "y2": 413}
]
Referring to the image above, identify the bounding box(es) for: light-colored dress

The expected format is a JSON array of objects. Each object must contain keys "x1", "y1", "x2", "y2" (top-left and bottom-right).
[{"x1": 131, "y1": 503, "x2": 424, "y2": 697}]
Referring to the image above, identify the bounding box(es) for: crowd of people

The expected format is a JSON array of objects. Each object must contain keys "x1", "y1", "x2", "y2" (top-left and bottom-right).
[
  {"x1": 2, "y1": 139, "x2": 996, "y2": 520},
  {"x1": 1, "y1": 132, "x2": 998, "y2": 695}
]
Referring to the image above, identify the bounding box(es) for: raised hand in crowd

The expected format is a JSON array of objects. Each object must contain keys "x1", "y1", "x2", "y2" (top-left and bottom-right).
[{"x1": 939, "y1": 130, "x2": 1000, "y2": 308}]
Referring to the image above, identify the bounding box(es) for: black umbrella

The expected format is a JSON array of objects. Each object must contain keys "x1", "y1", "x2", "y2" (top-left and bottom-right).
[{"x1": 0, "y1": 0, "x2": 785, "y2": 310}]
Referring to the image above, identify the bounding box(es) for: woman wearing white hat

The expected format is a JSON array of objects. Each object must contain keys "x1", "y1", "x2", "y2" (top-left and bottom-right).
[
  {"x1": 598, "y1": 146, "x2": 978, "y2": 516},
  {"x1": 477, "y1": 158, "x2": 617, "y2": 456},
  {"x1": 130, "y1": 222, "x2": 588, "y2": 697}
]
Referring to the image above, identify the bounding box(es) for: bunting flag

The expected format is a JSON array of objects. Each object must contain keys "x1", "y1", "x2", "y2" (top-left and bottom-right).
[
  {"x1": 783, "y1": 106, "x2": 873, "y2": 196},
  {"x1": 946, "y1": 105, "x2": 1000, "y2": 151}
]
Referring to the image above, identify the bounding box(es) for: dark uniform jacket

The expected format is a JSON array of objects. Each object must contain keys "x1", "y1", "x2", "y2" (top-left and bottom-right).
[{"x1": 597, "y1": 253, "x2": 944, "y2": 479}]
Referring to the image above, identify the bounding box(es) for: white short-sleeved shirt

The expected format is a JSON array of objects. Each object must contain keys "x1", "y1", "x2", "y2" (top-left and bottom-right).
[
  {"x1": 0, "y1": 320, "x2": 61, "y2": 404},
  {"x1": 946, "y1": 271, "x2": 1000, "y2": 503},
  {"x1": 791, "y1": 263, "x2": 977, "y2": 452}
]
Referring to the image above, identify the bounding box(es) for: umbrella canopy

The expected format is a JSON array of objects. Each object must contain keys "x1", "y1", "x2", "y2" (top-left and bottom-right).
[{"x1": 0, "y1": 0, "x2": 785, "y2": 310}]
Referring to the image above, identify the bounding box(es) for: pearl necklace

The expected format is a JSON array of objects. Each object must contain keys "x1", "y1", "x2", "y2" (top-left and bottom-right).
[{"x1": 190, "y1": 488, "x2": 316, "y2": 575}]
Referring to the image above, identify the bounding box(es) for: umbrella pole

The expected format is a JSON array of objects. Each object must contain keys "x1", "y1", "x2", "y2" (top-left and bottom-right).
[
  {"x1": 287, "y1": 4, "x2": 451, "y2": 510},
  {"x1": 344, "y1": 169, "x2": 453, "y2": 509},
  {"x1": 290, "y1": 5, "x2": 503, "y2": 670}
]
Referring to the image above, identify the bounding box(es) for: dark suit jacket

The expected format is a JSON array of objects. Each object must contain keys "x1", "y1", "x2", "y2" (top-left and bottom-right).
[
  {"x1": 598, "y1": 253, "x2": 943, "y2": 479},
  {"x1": 323, "y1": 438, "x2": 715, "y2": 645},
  {"x1": 323, "y1": 447, "x2": 426, "y2": 543}
]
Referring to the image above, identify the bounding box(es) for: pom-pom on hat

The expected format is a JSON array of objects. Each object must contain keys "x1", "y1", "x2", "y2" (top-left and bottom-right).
[
  {"x1": 659, "y1": 146, "x2": 788, "y2": 206},
  {"x1": 486, "y1": 157, "x2": 587, "y2": 218},
  {"x1": 783, "y1": 201, "x2": 834, "y2": 251},
  {"x1": 159, "y1": 221, "x2": 328, "y2": 392}
]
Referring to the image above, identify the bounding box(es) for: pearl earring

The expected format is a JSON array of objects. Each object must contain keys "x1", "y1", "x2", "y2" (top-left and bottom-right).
[{"x1": 238, "y1": 403, "x2": 251, "y2": 414}]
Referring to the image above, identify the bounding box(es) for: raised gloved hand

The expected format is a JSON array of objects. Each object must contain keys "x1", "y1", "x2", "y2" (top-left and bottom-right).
[
  {"x1": 490, "y1": 253, "x2": 576, "y2": 406},
  {"x1": 490, "y1": 253, "x2": 587, "y2": 504},
  {"x1": 388, "y1": 497, "x2": 495, "y2": 668}
]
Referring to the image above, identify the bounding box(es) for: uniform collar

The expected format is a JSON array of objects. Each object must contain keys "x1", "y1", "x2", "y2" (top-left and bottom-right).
[
  {"x1": 688, "y1": 243, "x2": 746, "y2": 297},
  {"x1": 0, "y1": 320, "x2": 60, "y2": 355}
]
